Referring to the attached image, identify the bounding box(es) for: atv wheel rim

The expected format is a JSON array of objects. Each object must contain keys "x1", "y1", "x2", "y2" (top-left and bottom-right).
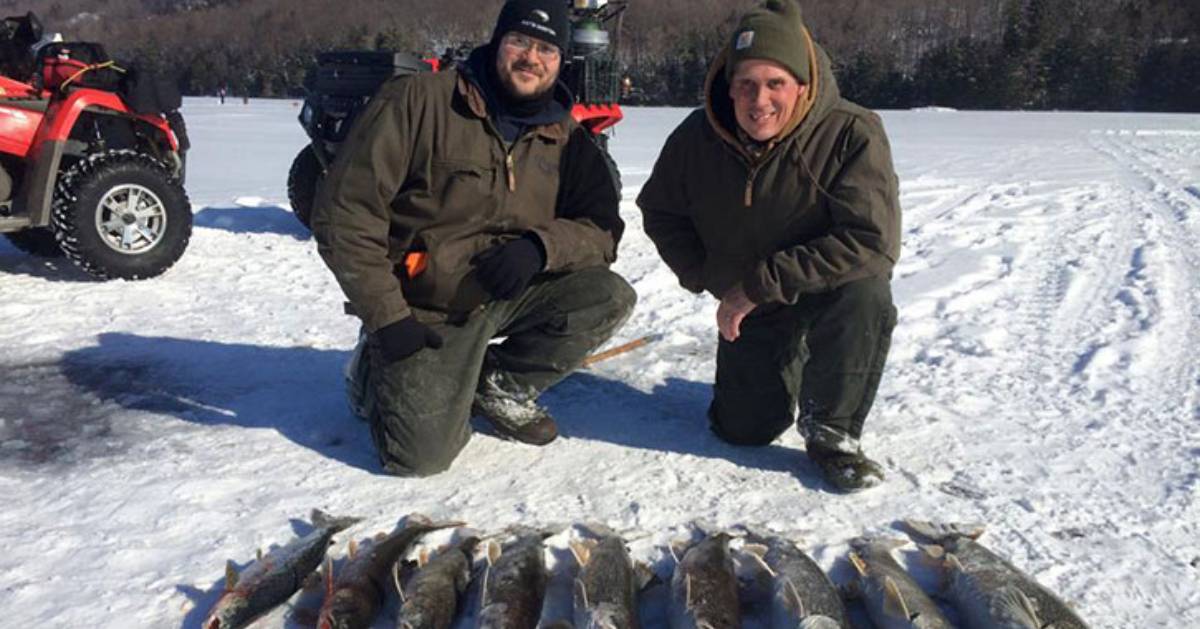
[{"x1": 94, "y1": 184, "x2": 168, "y2": 255}]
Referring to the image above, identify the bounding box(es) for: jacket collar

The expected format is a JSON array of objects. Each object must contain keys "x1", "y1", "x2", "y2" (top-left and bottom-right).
[{"x1": 456, "y1": 52, "x2": 573, "y2": 143}]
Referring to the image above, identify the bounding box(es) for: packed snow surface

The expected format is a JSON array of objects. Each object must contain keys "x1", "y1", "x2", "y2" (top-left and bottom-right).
[{"x1": 1, "y1": 100, "x2": 1198, "y2": 628}]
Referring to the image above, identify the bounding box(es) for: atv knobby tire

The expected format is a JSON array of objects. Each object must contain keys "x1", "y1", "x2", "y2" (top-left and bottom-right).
[
  {"x1": 52, "y1": 150, "x2": 191, "y2": 280},
  {"x1": 287, "y1": 145, "x2": 324, "y2": 230},
  {"x1": 3, "y1": 228, "x2": 64, "y2": 257}
]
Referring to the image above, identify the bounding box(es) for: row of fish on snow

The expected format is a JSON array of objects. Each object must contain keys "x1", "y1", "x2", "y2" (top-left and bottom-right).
[{"x1": 201, "y1": 511, "x2": 1091, "y2": 629}]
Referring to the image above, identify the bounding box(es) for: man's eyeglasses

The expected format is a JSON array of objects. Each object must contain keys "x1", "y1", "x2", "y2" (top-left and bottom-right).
[{"x1": 501, "y1": 33, "x2": 561, "y2": 62}]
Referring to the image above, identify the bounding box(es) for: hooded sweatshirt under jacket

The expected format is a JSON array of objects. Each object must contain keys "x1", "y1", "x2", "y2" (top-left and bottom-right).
[{"x1": 636, "y1": 38, "x2": 901, "y2": 305}]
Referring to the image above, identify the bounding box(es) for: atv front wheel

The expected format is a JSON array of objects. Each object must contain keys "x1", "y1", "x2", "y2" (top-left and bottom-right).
[
  {"x1": 3, "y1": 228, "x2": 64, "y2": 257},
  {"x1": 287, "y1": 145, "x2": 324, "y2": 230},
  {"x1": 52, "y1": 150, "x2": 192, "y2": 280}
]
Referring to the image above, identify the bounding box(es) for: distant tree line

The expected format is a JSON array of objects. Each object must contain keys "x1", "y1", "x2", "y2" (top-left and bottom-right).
[{"x1": 12, "y1": 0, "x2": 1200, "y2": 111}]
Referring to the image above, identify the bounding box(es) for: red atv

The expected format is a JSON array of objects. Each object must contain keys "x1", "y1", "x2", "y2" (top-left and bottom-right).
[
  {"x1": 287, "y1": 0, "x2": 627, "y2": 228},
  {"x1": 0, "y1": 12, "x2": 191, "y2": 280}
]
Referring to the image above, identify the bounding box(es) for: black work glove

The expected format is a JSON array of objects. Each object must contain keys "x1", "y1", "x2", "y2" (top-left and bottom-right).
[
  {"x1": 375, "y1": 316, "x2": 444, "y2": 363},
  {"x1": 474, "y1": 234, "x2": 546, "y2": 300}
]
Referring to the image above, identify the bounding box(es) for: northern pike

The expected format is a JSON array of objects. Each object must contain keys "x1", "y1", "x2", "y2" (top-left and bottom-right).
[
  {"x1": 738, "y1": 532, "x2": 849, "y2": 629},
  {"x1": 398, "y1": 536, "x2": 480, "y2": 629},
  {"x1": 569, "y1": 528, "x2": 649, "y2": 629},
  {"x1": 477, "y1": 532, "x2": 550, "y2": 629},
  {"x1": 203, "y1": 509, "x2": 361, "y2": 629},
  {"x1": 669, "y1": 532, "x2": 741, "y2": 629},
  {"x1": 902, "y1": 520, "x2": 1091, "y2": 629},
  {"x1": 846, "y1": 537, "x2": 953, "y2": 629},
  {"x1": 317, "y1": 514, "x2": 460, "y2": 629}
]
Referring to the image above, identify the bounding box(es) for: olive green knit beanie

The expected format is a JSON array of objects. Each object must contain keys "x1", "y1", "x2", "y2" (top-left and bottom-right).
[{"x1": 725, "y1": 0, "x2": 811, "y2": 84}]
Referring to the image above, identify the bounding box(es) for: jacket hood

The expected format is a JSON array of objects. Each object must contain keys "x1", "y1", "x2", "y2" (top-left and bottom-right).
[{"x1": 703, "y1": 28, "x2": 841, "y2": 161}]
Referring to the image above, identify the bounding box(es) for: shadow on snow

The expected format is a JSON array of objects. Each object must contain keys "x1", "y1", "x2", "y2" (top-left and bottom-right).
[{"x1": 193, "y1": 204, "x2": 310, "y2": 239}]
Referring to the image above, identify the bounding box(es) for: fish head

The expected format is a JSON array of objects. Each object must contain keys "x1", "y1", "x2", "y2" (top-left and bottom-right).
[
  {"x1": 317, "y1": 592, "x2": 369, "y2": 629},
  {"x1": 584, "y1": 603, "x2": 630, "y2": 629},
  {"x1": 202, "y1": 593, "x2": 250, "y2": 629}
]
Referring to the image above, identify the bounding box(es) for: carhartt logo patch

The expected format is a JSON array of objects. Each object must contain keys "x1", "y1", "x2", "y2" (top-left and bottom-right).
[
  {"x1": 531, "y1": 9, "x2": 550, "y2": 23},
  {"x1": 735, "y1": 30, "x2": 755, "y2": 50}
]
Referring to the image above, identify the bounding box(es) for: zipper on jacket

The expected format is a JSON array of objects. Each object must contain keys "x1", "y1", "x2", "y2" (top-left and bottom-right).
[
  {"x1": 505, "y1": 151, "x2": 516, "y2": 192},
  {"x1": 744, "y1": 166, "x2": 762, "y2": 207}
]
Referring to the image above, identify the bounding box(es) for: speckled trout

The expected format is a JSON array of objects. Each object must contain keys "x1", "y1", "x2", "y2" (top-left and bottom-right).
[
  {"x1": 669, "y1": 532, "x2": 741, "y2": 629},
  {"x1": 902, "y1": 520, "x2": 1091, "y2": 629},
  {"x1": 398, "y1": 536, "x2": 480, "y2": 629},
  {"x1": 846, "y1": 537, "x2": 953, "y2": 629},
  {"x1": 317, "y1": 514, "x2": 460, "y2": 629},
  {"x1": 569, "y1": 529, "x2": 649, "y2": 629},
  {"x1": 477, "y1": 532, "x2": 550, "y2": 629},
  {"x1": 203, "y1": 509, "x2": 361, "y2": 629},
  {"x1": 738, "y1": 531, "x2": 849, "y2": 629}
]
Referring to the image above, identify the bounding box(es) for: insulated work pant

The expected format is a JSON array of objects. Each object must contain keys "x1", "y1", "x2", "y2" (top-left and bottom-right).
[
  {"x1": 708, "y1": 275, "x2": 897, "y2": 450},
  {"x1": 349, "y1": 267, "x2": 636, "y2": 476}
]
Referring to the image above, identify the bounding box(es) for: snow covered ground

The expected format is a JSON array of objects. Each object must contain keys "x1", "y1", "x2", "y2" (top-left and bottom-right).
[{"x1": 1, "y1": 99, "x2": 1198, "y2": 627}]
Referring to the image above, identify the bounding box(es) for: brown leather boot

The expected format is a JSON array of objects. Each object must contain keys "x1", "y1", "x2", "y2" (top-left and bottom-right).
[{"x1": 471, "y1": 372, "x2": 558, "y2": 445}]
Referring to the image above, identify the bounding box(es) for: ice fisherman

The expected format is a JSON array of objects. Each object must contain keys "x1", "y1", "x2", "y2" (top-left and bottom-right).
[
  {"x1": 311, "y1": 0, "x2": 634, "y2": 476},
  {"x1": 636, "y1": 0, "x2": 901, "y2": 492}
]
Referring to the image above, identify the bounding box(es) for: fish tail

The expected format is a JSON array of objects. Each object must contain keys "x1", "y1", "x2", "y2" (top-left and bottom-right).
[
  {"x1": 311, "y1": 509, "x2": 363, "y2": 533},
  {"x1": 900, "y1": 520, "x2": 986, "y2": 543}
]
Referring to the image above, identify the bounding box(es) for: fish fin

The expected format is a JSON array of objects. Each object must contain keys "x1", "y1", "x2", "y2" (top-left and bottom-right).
[
  {"x1": 486, "y1": 540, "x2": 502, "y2": 566},
  {"x1": 741, "y1": 544, "x2": 776, "y2": 578},
  {"x1": 255, "y1": 547, "x2": 263, "y2": 562},
  {"x1": 848, "y1": 552, "x2": 868, "y2": 576},
  {"x1": 998, "y1": 585, "x2": 1042, "y2": 625},
  {"x1": 224, "y1": 560, "x2": 238, "y2": 591},
  {"x1": 393, "y1": 559, "x2": 407, "y2": 603},
  {"x1": 634, "y1": 561, "x2": 659, "y2": 591},
  {"x1": 882, "y1": 576, "x2": 912, "y2": 620},
  {"x1": 348, "y1": 539, "x2": 359, "y2": 560},
  {"x1": 324, "y1": 556, "x2": 334, "y2": 597},
  {"x1": 574, "y1": 577, "x2": 590, "y2": 610},
  {"x1": 406, "y1": 513, "x2": 434, "y2": 527},
  {"x1": 568, "y1": 539, "x2": 593, "y2": 567},
  {"x1": 917, "y1": 543, "x2": 946, "y2": 561},
  {"x1": 782, "y1": 575, "x2": 806, "y2": 618},
  {"x1": 311, "y1": 509, "x2": 363, "y2": 533},
  {"x1": 901, "y1": 520, "x2": 986, "y2": 543},
  {"x1": 418, "y1": 547, "x2": 431, "y2": 567},
  {"x1": 668, "y1": 540, "x2": 687, "y2": 564}
]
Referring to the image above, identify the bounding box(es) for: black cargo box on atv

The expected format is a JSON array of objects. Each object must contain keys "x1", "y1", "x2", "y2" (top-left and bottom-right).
[{"x1": 300, "y1": 51, "x2": 432, "y2": 143}]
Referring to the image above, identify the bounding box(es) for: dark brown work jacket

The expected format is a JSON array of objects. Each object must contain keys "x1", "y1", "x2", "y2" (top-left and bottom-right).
[
  {"x1": 312, "y1": 68, "x2": 622, "y2": 331},
  {"x1": 636, "y1": 42, "x2": 901, "y2": 305}
]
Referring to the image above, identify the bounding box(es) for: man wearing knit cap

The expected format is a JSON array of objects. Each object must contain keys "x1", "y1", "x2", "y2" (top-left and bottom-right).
[
  {"x1": 312, "y1": 0, "x2": 635, "y2": 476},
  {"x1": 638, "y1": 0, "x2": 901, "y2": 492}
]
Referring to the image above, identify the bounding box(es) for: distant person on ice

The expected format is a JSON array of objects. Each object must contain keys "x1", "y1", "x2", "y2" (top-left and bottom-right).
[
  {"x1": 637, "y1": 0, "x2": 901, "y2": 492},
  {"x1": 311, "y1": 0, "x2": 634, "y2": 476}
]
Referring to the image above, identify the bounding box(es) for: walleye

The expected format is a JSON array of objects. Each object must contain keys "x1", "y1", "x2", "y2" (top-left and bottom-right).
[
  {"x1": 203, "y1": 509, "x2": 361, "y2": 629},
  {"x1": 902, "y1": 520, "x2": 1091, "y2": 629},
  {"x1": 669, "y1": 532, "x2": 741, "y2": 629},
  {"x1": 738, "y1": 532, "x2": 849, "y2": 629},
  {"x1": 569, "y1": 527, "x2": 648, "y2": 629},
  {"x1": 477, "y1": 532, "x2": 550, "y2": 629},
  {"x1": 398, "y1": 536, "x2": 480, "y2": 629},
  {"x1": 846, "y1": 537, "x2": 953, "y2": 629},
  {"x1": 317, "y1": 514, "x2": 460, "y2": 629}
]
